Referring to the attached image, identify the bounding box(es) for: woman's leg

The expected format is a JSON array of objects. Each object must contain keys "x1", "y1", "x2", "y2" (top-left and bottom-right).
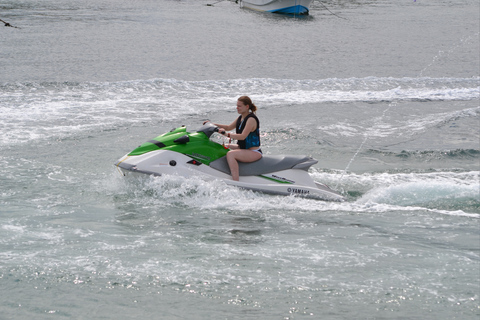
[{"x1": 226, "y1": 149, "x2": 262, "y2": 181}]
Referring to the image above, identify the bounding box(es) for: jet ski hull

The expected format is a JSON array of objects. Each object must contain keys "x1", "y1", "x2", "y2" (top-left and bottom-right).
[{"x1": 116, "y1": 150, "x2": 345, "y2": 201}]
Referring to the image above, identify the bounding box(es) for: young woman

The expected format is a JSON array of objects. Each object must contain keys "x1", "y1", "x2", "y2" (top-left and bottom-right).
[{"x1": 204, "y1": 96, "x2": 261, "y2": 181}]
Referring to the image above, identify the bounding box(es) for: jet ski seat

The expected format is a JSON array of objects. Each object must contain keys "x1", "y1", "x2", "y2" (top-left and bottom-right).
[{"x1": 209, "y1": 155, "x2": 318, "y2": 176}]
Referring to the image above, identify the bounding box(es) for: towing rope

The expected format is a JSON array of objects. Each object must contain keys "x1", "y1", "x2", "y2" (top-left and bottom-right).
[{"x1": 115, "y1": 155, "x2": 130, "y2": 176}]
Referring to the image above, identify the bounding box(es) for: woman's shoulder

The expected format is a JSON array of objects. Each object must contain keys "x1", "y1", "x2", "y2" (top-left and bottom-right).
[
  {"x1": 245, "y1": 113, "x2": 259, "y2": 131},
  {"x1": 246, "y1": 113, "x2": 259, "y2": 125}
]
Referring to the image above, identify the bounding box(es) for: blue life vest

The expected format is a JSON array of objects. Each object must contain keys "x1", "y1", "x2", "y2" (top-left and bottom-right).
[{"x1": 236, "y1": 113, "x2": 260, "y2": 149}]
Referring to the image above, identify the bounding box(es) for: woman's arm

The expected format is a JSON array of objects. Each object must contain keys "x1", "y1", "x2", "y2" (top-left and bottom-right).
[{"x1": 207, "y1": 119, "x2": 237, "y2": 131}]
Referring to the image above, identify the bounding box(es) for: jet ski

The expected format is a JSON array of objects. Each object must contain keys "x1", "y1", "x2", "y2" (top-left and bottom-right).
[{"x1": 114, "y1": 123, "x2": 345, "y2": 201}]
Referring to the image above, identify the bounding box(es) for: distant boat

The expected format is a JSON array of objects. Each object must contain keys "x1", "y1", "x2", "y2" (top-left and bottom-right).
[{"x1": 239, "y1": 0, "x2": 313, "y2": 15}]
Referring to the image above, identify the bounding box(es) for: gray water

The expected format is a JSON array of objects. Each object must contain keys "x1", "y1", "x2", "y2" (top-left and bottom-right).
[{"x1": 1, "y1": 0, "x2": 479, "y2": 319}]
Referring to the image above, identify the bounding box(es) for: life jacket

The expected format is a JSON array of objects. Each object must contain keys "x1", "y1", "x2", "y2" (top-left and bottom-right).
[{"x1": 236, "y1": 113, "x2": 260, "y2": 149}]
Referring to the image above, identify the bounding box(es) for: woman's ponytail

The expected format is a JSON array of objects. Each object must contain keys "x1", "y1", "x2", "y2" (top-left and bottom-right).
[{"x1": 238, "y1": 96, "x2": 257, "y2": 113}]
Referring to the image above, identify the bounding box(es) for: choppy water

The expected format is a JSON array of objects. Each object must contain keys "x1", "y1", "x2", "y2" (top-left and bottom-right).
[{"x1": 1, "y1": 0, "x2": 479, "y2": 319}]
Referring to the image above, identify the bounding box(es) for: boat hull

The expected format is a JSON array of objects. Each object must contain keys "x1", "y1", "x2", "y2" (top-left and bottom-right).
[
  {"x1": 115, "y1": 150, "x2": 345, "y2": 201},
  {"x1": 240, "y1": 0, "x2": 313, "y2": 15}
]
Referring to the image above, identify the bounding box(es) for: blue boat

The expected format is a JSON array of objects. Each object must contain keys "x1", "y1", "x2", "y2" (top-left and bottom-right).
[{"x1": 239, "y1": 0, "x2": 313, "y2": 15}]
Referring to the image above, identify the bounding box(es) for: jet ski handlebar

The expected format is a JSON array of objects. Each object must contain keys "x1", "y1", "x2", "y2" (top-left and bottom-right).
[{"x1": 197, "y1": 122, "x2": 220, "y2": 138}]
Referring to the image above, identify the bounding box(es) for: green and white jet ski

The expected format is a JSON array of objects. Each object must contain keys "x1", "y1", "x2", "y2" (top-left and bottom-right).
[{"x1": 115, "y1": 123, "x2": 345, "y2": 201}]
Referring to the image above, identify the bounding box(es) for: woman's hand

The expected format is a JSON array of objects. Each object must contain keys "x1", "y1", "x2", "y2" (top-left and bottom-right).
[{"x1": 218, "y1": 128, "x2": 226, "y2": 135}]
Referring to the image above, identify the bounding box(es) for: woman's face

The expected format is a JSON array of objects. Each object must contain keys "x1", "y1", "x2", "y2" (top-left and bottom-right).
[{"x1": 236, "y1": 100, "x2": 249, "y2": 114}]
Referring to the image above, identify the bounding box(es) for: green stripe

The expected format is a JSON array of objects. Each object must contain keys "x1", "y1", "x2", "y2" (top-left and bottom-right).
[{"x1": 259, "y1": 175, "x2": 293, "y2": 184}]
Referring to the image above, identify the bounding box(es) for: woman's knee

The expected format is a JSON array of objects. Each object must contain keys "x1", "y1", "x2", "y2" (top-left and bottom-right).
[{"x1": 226, "y1": 150, "x2": 237, "y2": 161}]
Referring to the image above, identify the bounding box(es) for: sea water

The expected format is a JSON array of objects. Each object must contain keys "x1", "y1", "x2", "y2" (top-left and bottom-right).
[{"x1": 0, "y1": 0, "x2": 479, "y2": 319}]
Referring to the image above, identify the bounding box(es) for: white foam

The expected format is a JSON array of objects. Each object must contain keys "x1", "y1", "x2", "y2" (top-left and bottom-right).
[
  {"x1": 338, "y1": 170, "x2": 480, "y2": 217},
  {"x1": 0, "y1": 77, "x2": 478, "y2": 145},
  {"x1": 109, "y1": 169, "x2": 479, "y2": 218},
  {"x1": 319, "y1": 105, "x2": 480, "y2": 138},
  {"x1": 2, "y1": 224, "x2": 26, "y2": 233}
]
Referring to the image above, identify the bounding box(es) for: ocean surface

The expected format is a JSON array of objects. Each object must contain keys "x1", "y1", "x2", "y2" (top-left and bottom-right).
[{"x1": 1, "y1": 0, "x2": 479, "y2": 319}]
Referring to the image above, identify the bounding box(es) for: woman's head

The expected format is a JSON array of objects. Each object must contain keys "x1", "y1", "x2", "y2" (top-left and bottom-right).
[{"x1": 238, "y1": 96, "x2": 257, "y2": 113}]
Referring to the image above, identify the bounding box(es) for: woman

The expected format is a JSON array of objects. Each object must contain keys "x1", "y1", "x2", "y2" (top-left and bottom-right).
[{"x1": 204, "y1": 96, "x2": 262, "y2": 181}]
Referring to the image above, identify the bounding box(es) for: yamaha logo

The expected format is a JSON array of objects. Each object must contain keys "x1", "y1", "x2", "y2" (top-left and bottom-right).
[{"x1": 287, "y1": 188, "x2": 310, "y2": 195}]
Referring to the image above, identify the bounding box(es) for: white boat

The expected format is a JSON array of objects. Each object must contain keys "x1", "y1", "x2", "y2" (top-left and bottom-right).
[{"x1": 239, "y1": 0, "x2": 313, "y2": 15}]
